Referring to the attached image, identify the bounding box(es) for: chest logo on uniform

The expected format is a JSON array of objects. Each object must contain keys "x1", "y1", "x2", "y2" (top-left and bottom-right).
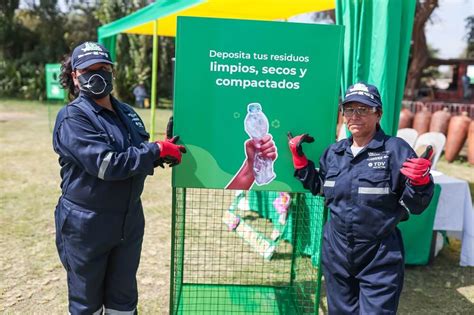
[
  {"x1": 127, "y1": 112, "x2": 144, "y2": 129},
  {"x1": 367, "y1": 151, "x2": 390, "y2": 169}
]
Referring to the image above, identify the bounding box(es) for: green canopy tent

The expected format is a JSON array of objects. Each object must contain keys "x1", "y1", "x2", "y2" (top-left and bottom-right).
[
  {"x1": 335, "y1": 0, "x2": 416, "y2": 136},
  {"x1": 97, "y1": 0, "x2": 336, "y2": 140}
]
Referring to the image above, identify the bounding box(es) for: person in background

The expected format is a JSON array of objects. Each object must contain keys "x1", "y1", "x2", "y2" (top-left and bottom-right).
[
  {"x1": 288, "y1": 82, "x2": 434, "y2": 314},
  {"x1": 132, "y1": 81, "x2": 148, "y2": 108},
  {"x1": 462, "y1": 72, "x2": 472, "y2": 100},
  {"x1": 55, "y1": 41, "x2": 185, "y2": 315}
]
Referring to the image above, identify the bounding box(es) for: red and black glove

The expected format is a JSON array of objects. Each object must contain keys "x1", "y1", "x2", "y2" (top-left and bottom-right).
[
  {"x1": 287, "y1": 132, "x2": 314, "y2": 169},
  {"x1": 156, "y1": 136, "x2": 186, "y2": 167},
  {"x1": 400, "y1": 146, "x2": 433, "y2": 186}
]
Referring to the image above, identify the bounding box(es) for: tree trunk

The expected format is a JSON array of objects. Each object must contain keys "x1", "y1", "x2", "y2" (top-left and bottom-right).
[{"x1": 404, "y1": 0, "x2": 438, "y2": 99}]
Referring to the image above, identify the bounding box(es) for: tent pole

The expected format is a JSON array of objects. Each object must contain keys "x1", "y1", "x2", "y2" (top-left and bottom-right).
[{"x1": 150, "y1": 19, "x2": 159, "y2": 141}]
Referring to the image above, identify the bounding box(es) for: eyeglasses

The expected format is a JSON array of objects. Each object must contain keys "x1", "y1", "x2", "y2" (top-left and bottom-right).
[{"x1": 342, "y1": 106, "x2": 377, "y2": 117}]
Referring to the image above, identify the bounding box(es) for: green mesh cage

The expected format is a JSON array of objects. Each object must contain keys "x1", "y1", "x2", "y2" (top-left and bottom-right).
[{"x1": 170, "y1": 188, "x2": 327, "y2": 314}]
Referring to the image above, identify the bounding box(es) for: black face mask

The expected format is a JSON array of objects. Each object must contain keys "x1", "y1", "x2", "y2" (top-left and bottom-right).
[{"x1": 77, "y1": 69, "x2": 113, "y2": 99}]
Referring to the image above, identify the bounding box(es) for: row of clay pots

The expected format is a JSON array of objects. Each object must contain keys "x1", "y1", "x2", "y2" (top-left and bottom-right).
[
  {"x1": 400, "y1": 107, "x2": 452, "y2": 135},
  {"x1": 399, "y1": 107, "x2": 473, "y2": 164}
]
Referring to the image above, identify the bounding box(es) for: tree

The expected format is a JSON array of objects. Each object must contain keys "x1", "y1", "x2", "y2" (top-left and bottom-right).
[
  {"x1": 63, "y1": 2, "x2": 102, "y2": 50},
  {"x1": 157, "y1": 36, "x2": 175, "y2": 100},
  {"x1": 0, "y1": 0, "x2": 70, "y2": 99},
  {"x1": 95, "y1": 0, "x2": 154, "y2": 103},
  {"x1": 404, "y1": 0, "x2": 438, "y2": 99},
  {"x1": 465, "y1": 15, "x2": 474, "y2": 58}
]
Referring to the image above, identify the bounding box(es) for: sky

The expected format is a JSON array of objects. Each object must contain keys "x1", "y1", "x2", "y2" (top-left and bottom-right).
[{"x1": 425, "y1": 0, "x2": 473, "y2": 59}]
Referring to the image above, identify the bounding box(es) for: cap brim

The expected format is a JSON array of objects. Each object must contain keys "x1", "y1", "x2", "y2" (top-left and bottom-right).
[
  {"x1": 342, "y1": 95, "x2": 381, "y2": 108},
  {"x1": 75, "y1": 58, "x2": 113, "y2": 70}
]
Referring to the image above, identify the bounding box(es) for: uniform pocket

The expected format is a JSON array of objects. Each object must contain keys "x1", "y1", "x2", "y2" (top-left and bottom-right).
[
  {"x1": 358, "y1": 170, "x2": 392, "y2": 207},
  {"x1": 61, "y1": 202, "x2": 98, "y2": 241},
  {"x1": 322, "y1": 168, "x2": 340, "y2": 201},
  {"x1": 55, "y1": 201, "x2": 72, "y2": 270}
]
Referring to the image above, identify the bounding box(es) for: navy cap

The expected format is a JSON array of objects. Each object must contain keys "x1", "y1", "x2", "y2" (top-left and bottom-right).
[
  {"x1": 342, "y1": 82, "x2": 382, "y2": 108},
  {"x1": 71, "y1": 42, "x2": 113, "y2": 70}
]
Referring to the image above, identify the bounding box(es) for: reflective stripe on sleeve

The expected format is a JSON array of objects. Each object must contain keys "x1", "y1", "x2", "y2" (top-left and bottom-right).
[
  {"x1": 92, "y1": 307, "x2": 103, "y2": 315},
  {"x1": 358, "y1": 187, "x2": 390, "y2": 194},
  {"x1": 98, "y1": 152, "x2": 113, "y2": 180},
  {"x1": 104, "y1": 308, "x2": 136, "y2": 315},
  {"x1": 323, "y1": 180, "x2": 335, "y2": 187}
]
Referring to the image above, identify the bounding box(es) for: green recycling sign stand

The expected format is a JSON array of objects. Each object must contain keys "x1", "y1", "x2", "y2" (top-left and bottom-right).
[
  {"x1": 170, "y1": 17, "x2": 343, "y2": 314},
  {"x1": 45, "y1": 64, "x2": 65, "y2": 100}
]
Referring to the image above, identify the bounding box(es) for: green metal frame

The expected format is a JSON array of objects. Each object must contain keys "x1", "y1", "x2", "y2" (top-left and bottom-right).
[
  {"x1": 150, "y1": 20, "x2": 159, "y2": 141},
  {"x1": 315, "y1": 207, "x2": 328, "y2": 312},
  {"x1": 169, "y1": 189, "x2": 327, "y2": 314}
]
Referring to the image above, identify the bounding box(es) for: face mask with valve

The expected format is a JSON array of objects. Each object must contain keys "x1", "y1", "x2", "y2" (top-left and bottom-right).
[{"x1": 77, "y1": 69, "x2": 113, "y2": 99}]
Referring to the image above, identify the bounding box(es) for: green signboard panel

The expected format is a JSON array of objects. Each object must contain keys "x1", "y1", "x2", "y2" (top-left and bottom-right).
[
  {"x1": 45, "y1": 63, "x2": 65, "y2": 100},
  {"x1": 173, "y1": 17, "x2": 343, "y2": 192}
]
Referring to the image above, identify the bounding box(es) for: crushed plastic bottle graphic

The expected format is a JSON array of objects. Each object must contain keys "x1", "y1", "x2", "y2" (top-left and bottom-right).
[{"x1": 244, "y1": 102, "x2": 276, "y2": 185}]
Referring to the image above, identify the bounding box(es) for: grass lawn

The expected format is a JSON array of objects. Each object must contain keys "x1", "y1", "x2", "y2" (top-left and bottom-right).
[{"x1": 0, "y1": 98, "x2": 473, "y2": 313}]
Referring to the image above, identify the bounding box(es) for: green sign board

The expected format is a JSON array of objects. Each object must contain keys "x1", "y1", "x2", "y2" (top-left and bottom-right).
[
  {"x1": 45, "y1": 63, "x2": 65, "y2": 100},
  {"x1": 173, "y1": 17, "x2": 343, "y2": 192}
]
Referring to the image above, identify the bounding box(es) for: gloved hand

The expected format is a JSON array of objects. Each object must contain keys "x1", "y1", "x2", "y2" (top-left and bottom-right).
[
  {"x1": 400, "y1": 145, "x2": 433, "y2": 186},
  {"x1": 287, "y1": 132, "x2": 314, "y2": 169},
  {"x1": 156, "y1": 136, "x2": 186, "y2": 167},
  {"x1": 400, "y1": 158, "x2": 431, "y2": 186},
  {"x1": 400, "y1": 158, "x2": 432, "y2": 186},
  {"x1": 155, "y1": 116, "x2": 176, "y2": 168}
]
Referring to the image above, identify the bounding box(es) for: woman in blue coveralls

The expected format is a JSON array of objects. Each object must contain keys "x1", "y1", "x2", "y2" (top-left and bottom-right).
[
  {"x1": 54, "y1": 42, "x2": 185, "y2": 315},
  {"x1": 288, "y1": 82, "x2": 434, "y2": 314}
]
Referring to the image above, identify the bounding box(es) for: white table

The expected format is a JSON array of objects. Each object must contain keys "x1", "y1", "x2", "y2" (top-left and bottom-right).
[{"x1": 431, "y1": 171, "x2": 474, "y2": 267}]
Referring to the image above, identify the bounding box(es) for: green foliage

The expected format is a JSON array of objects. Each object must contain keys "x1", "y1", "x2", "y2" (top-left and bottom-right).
[
  {"x1": 91, "y1": 0, "x2": 175, "y2": 103},
  {"x1": 465, "y1": 15, "x2": 474, "y2": 58},
  {"x1": 0, "y1": 60, "x2": 46, "y2": 100},
  {"x1": 63, "y1": 3, "x2": 102, "y2": 50},
  {"x1": 0, "y1": 0, "x2": 174, "y2": 102},
  {"x1": 0, "y1": 1, "x2": 65, "y2": 100}
]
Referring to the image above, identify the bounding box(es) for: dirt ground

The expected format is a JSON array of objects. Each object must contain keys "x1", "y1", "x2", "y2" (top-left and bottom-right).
[{"x1": 0, "y1": 99, "x2": 472, "y2": 314}]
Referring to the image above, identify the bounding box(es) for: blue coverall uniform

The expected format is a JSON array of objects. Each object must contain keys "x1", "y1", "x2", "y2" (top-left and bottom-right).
[
  {"x1": 296, "y1": 128, "x2": 434, "y2": 314},
  {"x1": 53, "y1": 93, "x2": 160, "y2": 314}
]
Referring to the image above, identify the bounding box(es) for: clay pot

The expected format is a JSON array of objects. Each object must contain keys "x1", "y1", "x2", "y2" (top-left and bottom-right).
[
  {"x1": 413, "y1": 106, "x2": 432, "y2": 135},
  {"x1": 429, "y1": 107, "x2": 451, "y2": 135},
  {"x1": 445, "y1": 112, "x2": 472, "y2": 162},
  {"x1": 399, "y1": 108, "x2": 414, "y2": 129},
  {"x1": 468, "y1": 121, "x2": 474, "y2": 165}
]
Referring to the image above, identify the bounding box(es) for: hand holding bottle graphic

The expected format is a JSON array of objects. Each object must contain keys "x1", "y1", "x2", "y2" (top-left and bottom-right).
[{"x1": 226, "y1": 103, "x2": 277, "y2": 190}]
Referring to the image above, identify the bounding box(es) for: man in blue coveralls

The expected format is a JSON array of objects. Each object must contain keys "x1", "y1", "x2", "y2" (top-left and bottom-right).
[
  {"x1": 53, "y1": 42, "x2": 186, "y2": 314},
  {"x1": 288, "y1": 82, "x2": 434, "y2": 314}
]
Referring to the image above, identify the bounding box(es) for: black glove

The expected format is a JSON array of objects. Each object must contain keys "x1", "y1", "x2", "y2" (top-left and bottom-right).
[{"x1": 166, "y1": 116, "x2": 174, "y2": 140}]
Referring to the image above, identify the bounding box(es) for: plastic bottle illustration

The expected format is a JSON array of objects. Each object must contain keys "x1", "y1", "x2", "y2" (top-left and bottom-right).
[{"x1": 244, "y1": 102, "x2": 276, "y2": 185}]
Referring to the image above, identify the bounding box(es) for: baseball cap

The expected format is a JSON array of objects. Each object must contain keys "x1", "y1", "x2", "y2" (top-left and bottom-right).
[
  {"x1": 342, "y1": 82, "x2": 382, "y2": 108},
  {"x1": 71, "y1": 42, "x2": 113, "y2": 70}
]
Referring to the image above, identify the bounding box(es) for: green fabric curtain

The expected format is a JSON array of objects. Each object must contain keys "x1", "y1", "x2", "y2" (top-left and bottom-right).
[
  {"x1": 335, "y1": 0, "x2": 416, "y2": 136},
  {"x1": 99, "y1": 35, "x2": 117, "y2": 62}
]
